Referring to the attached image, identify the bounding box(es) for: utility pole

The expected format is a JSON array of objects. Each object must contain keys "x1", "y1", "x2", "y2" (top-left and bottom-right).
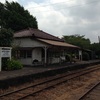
[{"x1": 98, "y1": 36, "x2": 100, "y2": 43}]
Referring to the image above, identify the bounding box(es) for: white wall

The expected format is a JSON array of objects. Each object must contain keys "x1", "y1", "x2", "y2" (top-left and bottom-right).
[
  {"x1": 19, "y1": 58, "x2": 32, "y2": 66},
  {"x1": 14, "y1": 38, "x2": 47, "y2": 66},
  {"x1": 48, "y1": 57, "x2": 60, "y2": 64},
  {"x1": 19, "y1": 48, "x2": 42, "y2": 65},
  {"x1": 13, "y1": 38, "x2": 68, "y2": 65},
  {"x1": 18, "y1": 48, "x2": 42, "y2": 66},
  {"x1": 32, "y1": 48, "x2": 42, "y2": 62},
  {"x1": 14, "y1": 38, "x2": 48, "y2": 47}
]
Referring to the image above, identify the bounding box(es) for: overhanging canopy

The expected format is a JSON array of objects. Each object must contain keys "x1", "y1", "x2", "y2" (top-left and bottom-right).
[{"x1": 38, "y1": 38, "x2": 80, "y2": 49}]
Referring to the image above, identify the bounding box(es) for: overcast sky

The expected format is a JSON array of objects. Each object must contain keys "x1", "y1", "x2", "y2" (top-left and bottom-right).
[{"x1": 1, "y1": 0, "x2": 100, "y2": 43}]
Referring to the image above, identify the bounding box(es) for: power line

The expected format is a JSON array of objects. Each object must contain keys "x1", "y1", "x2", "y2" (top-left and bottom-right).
[{"x1": 27, "y1": 0, "x2": 99, "y2": 13}]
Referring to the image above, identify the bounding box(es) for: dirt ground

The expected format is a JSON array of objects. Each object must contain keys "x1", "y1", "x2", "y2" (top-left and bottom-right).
[
  {"x1": 0, "y1": 64, "x2": 100, "y2": 100},
  {"x1": 31, "y1": 64, "x2": 100, "y2": 100}
]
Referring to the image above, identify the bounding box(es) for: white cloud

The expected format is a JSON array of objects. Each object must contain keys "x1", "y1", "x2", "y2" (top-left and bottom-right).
[
  {"x1": 1, "y1": 0, "x2": 100, "y2": 43},
  {"x1": 24, "y1": 0, "x2": 100, "y2": 43},
  {"x1": 0, "y1": 0, "x2": 18, "y2": 3}
]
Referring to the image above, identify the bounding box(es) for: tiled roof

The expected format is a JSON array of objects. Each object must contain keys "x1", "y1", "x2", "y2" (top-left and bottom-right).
[{"x1": 14, "y1": 28, "x2": 63, "y2": 42}]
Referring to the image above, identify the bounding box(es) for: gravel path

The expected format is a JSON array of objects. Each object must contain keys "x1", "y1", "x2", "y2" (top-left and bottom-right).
[
  {"x1": 31, "y1": 64, "x2": 100, "y2": 100},
  {"x1": 0, "y1": 64, "x2": 100, "y2": 100}
]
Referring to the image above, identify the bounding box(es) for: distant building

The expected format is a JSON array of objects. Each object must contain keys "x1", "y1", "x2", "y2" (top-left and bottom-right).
[{"x1": 13, "y1": 28, "x2": 81, "y2": 66}]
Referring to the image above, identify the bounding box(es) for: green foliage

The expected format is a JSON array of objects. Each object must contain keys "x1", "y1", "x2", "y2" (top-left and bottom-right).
[
  {"x1": 0, "y1": 28, "x2": 13, "y2": 46},
  {"x1": 2, "y1": 58, "x2": 8, "y2": 70},
  {"x1": 63, "y1": 34, "x2": 91, "y2": 49},
  {"x1": 65, "y1": 54, "x2": 71, "y2": 62},
  {"x1": 82, "y1": 52, "x2": 90, "y2": 61},
  {"x1": 6, "y1": 59, "x2": 23, "y2": 70},
  {"x1": 0, "y1": 2, "x2": 5, "y2": 27},
  {"x1": 90, "y1": 43, "x2": 100, "y2": 59},
  {"x1": 0, "y1": 1, "x2": 38, "y2": 31},
  {"x1": 90, "y1": 43, "x2": 100, "y2": 52}
]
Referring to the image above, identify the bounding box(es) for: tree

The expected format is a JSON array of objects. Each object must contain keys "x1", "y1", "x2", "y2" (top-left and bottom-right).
[
  {"x1": 63, "y1": 34, "x2": 91, "y2": 49},
  {"x1": 90, "y1": 43, "x2": 100, "y2": 59},
  {"x1": 0, "y1": 28, "x2": 13, "y2": 47},
  {"x1": 0, "y1": 1, "x2": 38, "y2": 31},
  {"x1": 0, "y1": 2, "x2": 5, "y2": 28}
]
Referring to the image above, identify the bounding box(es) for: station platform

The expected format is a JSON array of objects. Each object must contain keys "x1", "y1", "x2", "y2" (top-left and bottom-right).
[
  {"x1": 0, "y1": 62, "x2": 74, "y2": 81},
  {"x1": 0, "y1": 60, "x2": 100, "y2": 81},
  {"x1": 0, "y1": 60, "x2": 100, "y2": 89}
]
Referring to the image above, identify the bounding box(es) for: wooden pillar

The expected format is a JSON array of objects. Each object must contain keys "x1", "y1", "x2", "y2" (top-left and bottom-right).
[
  {"x1": 0, "y1": 47, "x2": 12, "y2": 71},
  {"x1": 43, "y1": 47, "x2": 48, "y2": 65},
  {"x1": 0, "y1": 57, "x2": 1, "y2": 71},
  {"x1": 0, "y1": 48, "x2": 1, "y2": 71},
  {"x1": 10, "y1": 48, "x2": 12, "y2": 60},
  {"x1": 44, "y1": 47, "x2": 48, "y2": 64},
  {"x1": 79, "y1": 50, "x2": 82, "y2": 61}
]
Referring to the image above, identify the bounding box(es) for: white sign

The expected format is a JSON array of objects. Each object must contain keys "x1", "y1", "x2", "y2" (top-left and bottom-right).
[
  {"x1": 79, "y1": 50, "x2": 82, "y2": 56},
  {"x1": 1, "y1": 49, "x2": 11, "y2": 57},
  {"x1": 0, "y1": 47, "x2": 12, "y2": 71}
]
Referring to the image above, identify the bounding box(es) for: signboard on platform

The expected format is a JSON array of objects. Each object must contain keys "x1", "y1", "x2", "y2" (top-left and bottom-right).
[
  {"x1": 0, "y1": 47, "x2": 12, "y2": 71},
  {"x1": 1, "y1": 49, "x2": 11, "y2": 57},
  {"x1": 79, "y1": 50, "x2": 82, "y2": 56}
]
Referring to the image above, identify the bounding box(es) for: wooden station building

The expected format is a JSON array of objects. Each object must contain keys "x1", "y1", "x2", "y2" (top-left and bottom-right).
[{"x1": 13, "y1": 28, "x2": 82, "y2": 66}]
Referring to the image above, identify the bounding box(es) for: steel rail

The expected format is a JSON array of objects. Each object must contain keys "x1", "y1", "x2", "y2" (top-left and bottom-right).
[
  {"x1": 18, "y1": 67, "x2": 100, "y2": 100},
  {"x1": 79, "y1": 81, "x2": 100, "y2": 100},
  {"x1": 0, "y1": 66, "x2": 100, "y2": 100}
]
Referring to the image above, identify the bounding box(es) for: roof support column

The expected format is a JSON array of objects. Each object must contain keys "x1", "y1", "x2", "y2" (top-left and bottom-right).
[
  {"x1": 44, "y1": 47, "x2": 48, "y2": 65},
  {"x1": 0, "y1": 48, "x2": 1, "y2": 71},
  {"x1": 0, "y1": 56, "x2": 1, "y2": 71},
  {"x1": 79, "y1": 50, "x2": 82, "y2": 61}
]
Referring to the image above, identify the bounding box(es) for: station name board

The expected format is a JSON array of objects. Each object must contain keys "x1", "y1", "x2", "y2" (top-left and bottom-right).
[{"x1": 1, "y1": 49, "x2": 11, "y2": 57}]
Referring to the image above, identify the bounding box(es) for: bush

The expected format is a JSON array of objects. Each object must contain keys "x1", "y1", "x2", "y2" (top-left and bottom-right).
[
  {"x1": 2, "y1": 58, "x2": 8, "y2": 70},
  {"x1": 65, "y1": 54, "x2": 72, "y2": 62},
  {"x1": 82, "y1": 52, "x2": 90, "y2": 61},
  {"x1": 6, "y1": 59, "x2": 23, "y2": 70}
]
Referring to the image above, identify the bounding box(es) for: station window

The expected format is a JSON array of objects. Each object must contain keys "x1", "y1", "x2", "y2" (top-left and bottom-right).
[{"x1": 20, "y1": 50, "x2": 32, "y2": 58}]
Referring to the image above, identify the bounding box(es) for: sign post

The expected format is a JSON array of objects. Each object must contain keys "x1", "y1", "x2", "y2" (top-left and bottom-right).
[
  {"x1": 0, "y1": 47, "x2": 12, "y2": 71},
  {"x1": 79, "y1": 50, "x2": 82, "y2": 61},
  {"x1": 0, "y1": 48, "x2": 1, "y2": 71}
]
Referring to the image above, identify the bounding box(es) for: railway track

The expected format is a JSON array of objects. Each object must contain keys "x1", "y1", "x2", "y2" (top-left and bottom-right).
[
  {"x1": 79, "y1": 81, "x2": 100, "y2": 100},
  {"x1": 0, "y1": 65, "x2": 100, "y2": 100}
]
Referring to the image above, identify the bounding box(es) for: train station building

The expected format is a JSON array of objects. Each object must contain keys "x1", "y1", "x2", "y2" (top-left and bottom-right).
[{"x1": 13, "y1": 28, "x2": 82, "y2": 66}]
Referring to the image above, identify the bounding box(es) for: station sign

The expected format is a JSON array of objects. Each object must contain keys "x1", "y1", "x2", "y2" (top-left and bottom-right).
[
  {"x1": 0, "y1": 47, "x2": 12, "y2": 71},
  {"x1": 79, "y1": 50, "x2": 82, "y2": 56},
  {"x1": 1, "y1": 48, "x2": 11, "y2": 57}
]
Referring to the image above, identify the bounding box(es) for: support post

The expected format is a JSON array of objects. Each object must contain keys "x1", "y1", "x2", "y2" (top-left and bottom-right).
[
  {"x1": 43, "y1": 47, "x2": 48, "y2": 65},
  {"x1": 0, "y1": 48, "x2": 1, "y2": 71},
  {"x1": 44, "y1": 47, "x2": 47, "y2": 64},
  {"x1": 9, "y1": 48, "x2": 12, "y2": 60},
  {"x1": 0, "y1": 47, "x2": 12, "y2": 71},
  {"x1": 79, "y1": 50, "x2": 82, "y2": 61},
  {"x1": 0, "y1": 57, "x2": 1, "y2": 71}
]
